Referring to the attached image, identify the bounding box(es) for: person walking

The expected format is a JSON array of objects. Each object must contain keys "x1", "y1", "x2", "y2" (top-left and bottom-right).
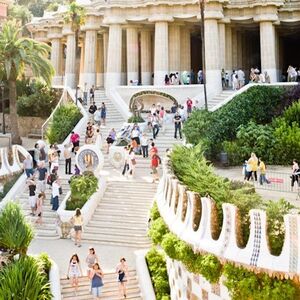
[
  {"x1": 88, "y1": 101, "x2": 97, "y2": 116},
  {"x1": 83, "y1": 83, "x2": 88, "y2": 105},
  {"x1": 94, "y1": 108, "x2": 102, "y2": 127},
  {"x1": 291, "y1": 159, "x2": 300, "y2": 191},
  {"x1": 151, "y1": 153, "x2": 160, "y2": 183},
  {"x1": 128, "y1": 146, "x2": 136, "y2": 177},
  {"x1": 86, "y1": 247, "x2": 99, "y2": 277},
  {"x1": 70, "y1": 131, "x2": 80, "y2": 153},
  {"x1": 141, "y1": 133, "x2": 149, "y2": 158},
  {"x1": 116, "y1": 258, "x2": 129, "y2": 299},
  {"x1": 106, "y1": 128, "x2": 116, "y2": 154},
  {"x1": 100, "y1": 102, "x2": 107, "y2": 127},
  {"x1": 33, "y1": 143, "x2": 40, "y2": 169},
  {"x1": 258, "y1": 158, "x2": 270, "y2": 185},
  {"x1": 35, "y1": 192, "x2": 45, "y2": 225},
  {"x1": 122, "y1": 146, "x2": 130, "y2": 176},
  {"x1": 89, "y1": 263, "x2": 104, "y2": 299},
  {"x1": 64, "y1": 144, "x2": 72, "y2": 175},
  {"x1": 37, "y1": 161, "x2": 47, "y2": 193},
  {"x1": 27, "y1": 175, "x2": 37, "y2": 216},
  {"x1": 151, "y1": 113, "x2": 160, "y2": 139},
  {"x1": 173, "y1": 111, "x2": 182, "y2": 140},
  {"x1": 149, "y1": 142, "x2": 158, "y2": 158},
  {"x1": 247, "y1": 152, "x2": 259, "y2": 181},
  {"x1": 72, "y1": 208, "x2": 83, "y2": 247},
  {"x1": 67, "y1": 254, "x2": 82, "y2": 296},
  {"x1": 186, "y1": 98, "x2": 193, "y2": 118},
  {"x1": 51, "y1": 176, "x2": 60, "y2": 211},
  {"x1": 23, "y1": 155, "x2": 34, "y2": 178},
  {"x1": 89, "y1": 85, "x2": 95, "y2": 103}
]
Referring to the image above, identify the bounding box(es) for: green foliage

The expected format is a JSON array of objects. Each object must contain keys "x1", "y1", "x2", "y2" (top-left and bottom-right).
[
  {"x1": 161, "y1": 233, "x2": 181, "y2": 260},
  {"x1": 150, "y1": 202, "x2": 161, "y2": 221},
  {"x1": 46, "y1": 103, "x2": 82, "y2": 144},
  {"x1": 17, "y1": 81, "x2": 60, "y2": 118},
  {"x1": 0, "y1": 256, "x2": 52, "y2": 300},
  {"x1": 0, "y1": 202, "x2": 34, "y2": 255},
  {"x1": 282, "y1": 100, "x2": 300, "y2": 126},
  {"x1": 223, "y1": 263, "x2": 298, "y2": 300},
  {"x1": 0, "y1": 172, "x2": 22, "y2": 201},
  {"x1": 264, "y1": 199, "x2": 296, "y2": 256},
  {"x1": 128, "y1": 115, "x2": 145, "y2": 123},
  {"x1": 66, "y1": 172, "x2": 98, "y2": 210},
  {"x1": 36, "y1": 252, "x2": 52, "y2": 278},
  {"x1": 199, "y1": 254, "x2": 222, "y2": 284},
  {"x1": 146, "y1": 247, "x2": 170, "y2": 299},
  {"x1": 148, "y1": 217, "x2": 169, "y2": 245}
]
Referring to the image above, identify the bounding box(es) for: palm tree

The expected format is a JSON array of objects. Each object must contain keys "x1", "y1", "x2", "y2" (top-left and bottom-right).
[{"x1": 0, "y1": 21, "x2": 54, "y2": 144}]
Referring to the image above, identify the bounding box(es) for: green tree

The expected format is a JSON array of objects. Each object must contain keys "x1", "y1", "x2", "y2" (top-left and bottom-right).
[{"x1": 0, "y1": 21, "x2": 54, "y2": 144}]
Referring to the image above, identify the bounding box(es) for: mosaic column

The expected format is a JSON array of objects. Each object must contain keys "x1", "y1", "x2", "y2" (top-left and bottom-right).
[
  {"x1": 65, "y1": 33, "x2": 76, "y2": 88},
  {"x1": 260, "y1": 21, "x2": 277, "y2": 82},
  {"x1": 106, "y1": 24, "x2": 122, "y2": 90},
  {"x1": 169, "y1": 24, "x2": 180, "y2": 73},
  {"x1": 83, "y1": 29, "x2": 97, "y2": 87},
  {"x1": 126, "y1": 26, "x2": 139, "y2": 85},
  {"x1": 141, "y1": 29, "x2": 152, "y2": 85},
  {"x1": 180, "y1": 27, "x2": 191, "y2": 74},
  {"x1": 154, "y1": 21, "x2": 169, "y2": 85}
]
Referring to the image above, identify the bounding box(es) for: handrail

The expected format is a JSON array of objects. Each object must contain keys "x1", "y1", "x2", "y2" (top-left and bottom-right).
[{"x1": 41, "y1": 86, "x2": 66, "y2": 140}]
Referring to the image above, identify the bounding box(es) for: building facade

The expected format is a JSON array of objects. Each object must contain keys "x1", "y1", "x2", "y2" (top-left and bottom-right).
[{"x1": 27, "y1": 0, "x2": 300, "y2": 100}]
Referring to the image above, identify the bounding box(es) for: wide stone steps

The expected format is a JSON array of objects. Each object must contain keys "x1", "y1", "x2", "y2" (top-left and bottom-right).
[
  {"x1": 208, "y1": 90, "x2": 235, "y2": 110},
  {"x1": 61, "y1": 270, "x2": 142, "y2": 300}
]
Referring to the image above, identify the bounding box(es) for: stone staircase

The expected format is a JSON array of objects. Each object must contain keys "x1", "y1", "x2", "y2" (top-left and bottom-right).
[
  {"x1": 61, "y1": 270, "x2": 142, "y2": 299},
  {"x1": 82, "y1": 180, "x2": 157, "y2": 248},
  {"x1": 19, "y1": 177, "x2": 71, "y2": 239},
  {"x1": 208, "y1": 89, "x2": 235, "y2": 110}
]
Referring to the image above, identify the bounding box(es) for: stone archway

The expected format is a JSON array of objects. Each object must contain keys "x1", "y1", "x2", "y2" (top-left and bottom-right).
[{"x1": 129, "y1": 90, "x2": 179, "y2": 115}]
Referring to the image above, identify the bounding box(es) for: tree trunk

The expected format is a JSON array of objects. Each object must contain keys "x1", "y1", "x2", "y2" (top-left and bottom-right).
[{"x1": 8, "y1": 80, "x2": 22, "y2": 145}]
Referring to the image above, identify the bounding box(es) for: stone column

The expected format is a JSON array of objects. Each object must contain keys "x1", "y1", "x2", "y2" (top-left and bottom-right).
[
  {"x1": 232, "y1": 28, "x2": 238, "y2": 70},
  {"x1": 103, "y1": 31, "x2": 108, "y2": 87},
  {"x1": 169, "y1": 24, "x2": 180, "y2": 73},
  {"x1": 65, "y1": 33, "x2": 76, "y2": 88},
  {"x1": 126, "y1": 26, "x2": 139, "y2": 84},
  {"x1": 154, "y1": 21, "x2": 169, "y2": 85},
  {"x1": 83, "y1": 30, "x2": 97, "y2": 87},
  {"x1": 79, "y1": 44, "x2": 85, "y2": 87},
  {"x1": 121, "y1": 30, "x2": 127, "y2": 85},
  {"x1": 225, "y1": 25, "x2": 233, "y2": 86},
  {"x1": 180, "y1": 27, "x2": 191, "y2": 74},
  {"x1": 106, "y1": 24, "x2": 122, "y2": 89},
  {"x1": 96, "y1": 36, "x2": 104, "y2": 87},
  {"x1": 237, "y1": 31, "x2": 243, "y2": 69},
  {"x1": 50, "y1": 38, "x2": 62, "y2": 85},
  {"x1": 260, "y1": 21, "x2": 277, "y2": 82},
  {"x1": 218, "y1": 23, "x2": 226, "y2": 71},
  {"x1": 205, "y1": 18, "x2": 221, "y2": 94},
  {"x1": 140, "y1": 29, "x2": 152, "y2": 85}
]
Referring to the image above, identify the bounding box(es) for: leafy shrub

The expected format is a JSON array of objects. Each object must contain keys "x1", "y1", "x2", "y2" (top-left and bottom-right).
[
  {"x1": 128, "y1": 115, "x2": 145, "y2": 123},
  {"x1": 282, "y1": 100, "x2": 300, "y2": 126},
  {"x1": 223, "y1": 263, "x2": 298, "y2": 300},
  {"x1": 36, "y1": 253, "x2": 52, "y2": 278},
  {"x1": 46, "y1": 103, "x2": 82, "y2": 144},
  {"x1": 0, "y1": 202, "x2": 34, "y2": 255},
  {"x1": 146, "y1": 247, "x2": 170, "y2": 300},
  {"x1": 66, "y1": 171, "x2": 98, "y2": 210},
  {"x1": 17, "y1": 80, "x2": 60, "y2": 118},
  {"x1": 148, "y1": 217, "x2": 169, "y2": 245},
  {"x1": 161, "y1": 233, "x2": 181, "y2": 260},
  {"x1": 0, "y1": 172, "x2": 22, "y2": 201},
  {"x1": 0, "y1": 256, "x2": 52, "y2": 300},
  {"x1": 199, "y1": 254, "x2": 222, "y2": 284},
  {"x1": 150, "y1": 202, "x2": 161, "y2": 221}
]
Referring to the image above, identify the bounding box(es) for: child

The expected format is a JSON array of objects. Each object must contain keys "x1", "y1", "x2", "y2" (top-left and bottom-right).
[
  {"x1": 35, "y1": 193, "x2": 45, "y2": 225},
  {"x1": 89, "y1": 263, "x2": 104, "y2": 299},
  {"x1": 151, "y1": 153, "x2": 160, "y2": 183},
  {"x1": 67, "y1": 254, "x2": 82, "y2": 296}
]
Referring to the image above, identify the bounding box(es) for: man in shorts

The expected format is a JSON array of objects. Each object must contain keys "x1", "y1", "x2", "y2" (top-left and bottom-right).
[{"x1": 37, "y1": 161, "x2": 47, "y2": 193}]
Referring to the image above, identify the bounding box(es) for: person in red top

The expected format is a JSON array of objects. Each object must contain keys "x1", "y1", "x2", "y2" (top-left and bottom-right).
[
  {"x1": 151, "y1": 153, "x2": 160, "y2": 183},
  {"x1": 149, "y1": 142, "x2": 158, "y2": 158},
  {"x1": 70, "y1": 131, "x2": 80, "y2": 153},
  {"x1": 186, "y1": 98, "x2": 193, "y2": 117}
]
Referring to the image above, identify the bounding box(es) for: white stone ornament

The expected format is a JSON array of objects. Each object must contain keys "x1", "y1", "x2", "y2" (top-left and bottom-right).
[{"x1": 75, "y1": 144, "x2": 104, "y2": 174}]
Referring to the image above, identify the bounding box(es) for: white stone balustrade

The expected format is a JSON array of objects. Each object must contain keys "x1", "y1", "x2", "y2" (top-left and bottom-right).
[{"x1": 156, "y1": 158, "x2": 300, "y2": 276}]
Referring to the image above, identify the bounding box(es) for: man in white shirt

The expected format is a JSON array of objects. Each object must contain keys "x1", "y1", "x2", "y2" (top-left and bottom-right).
[{"x1": 237, "y1": 69, "x2": 245, "y2": 88}]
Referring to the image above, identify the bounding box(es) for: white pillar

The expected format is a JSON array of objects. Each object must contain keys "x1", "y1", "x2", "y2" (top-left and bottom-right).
[
  {"x1": 65, "y1": 34, "x2": 76, "y2": 88},
  {"x1": 180, "y1": 27, "x2": 191, "y2": 74},
  {"x1": 260, "y1": 21, "x2": 277, "y2": 82},
  {"x1": 219, "y1": 23, "x2": 226, "y2": 70},
  {"x1": 169, "y1": 25, "x2": 180, "y2": 73},
  {"x1": 83, "y1": 30, "x2": 97, "y2": 87},
  {"x1": 96, "y1": 37, "x2": 104, "y2": 87},
  {"x1": 154, "y1": 21, "x2": 168, "y2": 85},
  {"x1": 126, "y1": 27, "x2": 139, "y2": 84},
  {"x1": 51, "y1": 38, "x2": 62, "y2": 85},
  {"x1": 121, "y1": 31, "x2": 127, "y2": 85},
  {"x1": 225, "y1": 26, "x2": 233, "y2": 86},
  {"x1": 106, "y1": 24, "x2": 122, "y2": 90},
  {"x1": 140, "y1": 30, "x2": 152, "y2": 85},
  {"x1": 205, "y1": 18, "x2": 221, "y2": 95},
  {"x1": 232, "y1": 28, "x2": 237, "y2": 70},
  {"x1": 103, "y1": 31, "x2": 108, "y2": 87}
]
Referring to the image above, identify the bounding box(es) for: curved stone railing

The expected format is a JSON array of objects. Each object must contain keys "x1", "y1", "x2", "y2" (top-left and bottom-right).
[{"x1": 156, "y1": 158, "x2": 300, "y2": 276}]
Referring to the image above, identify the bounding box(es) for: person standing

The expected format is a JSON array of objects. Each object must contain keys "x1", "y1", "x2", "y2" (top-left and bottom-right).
[
  {"x1": 35, "y1": 193, "x2": 45, "y2": 225},
  {"x1": 88, "y1": 101, "x2": 97, "y2": 116},
  {"x1": 116, "y1": 258, "x2": 129, "y2": 299},
  {"x1": 106, "y1": 128, "x2": 116, "y2": 154},
  {"x1": 89, "y1": 263, "x2": 104, "y2": 299},
  {"x1": 291, "y1": 159, "x2": 300, "y2": 191},
  {"x1": 86, "y1": 247, "x2": 99, "y2": 277},
  {"x1": 122, "y1": 146, "x2": 130, "y2": 176},
  {"x1": 258, "y1": 158, "x2": 270, "y2": 185},
  {"x1": 94, "y1": 108, "x2": 102, "y2": 127},
  {"x1": 64, "y1": 144, "x2": 72, "y2": 175},
  {"x1": 27, "y1": 175, "x2": 37, "y2": 216},
  {"x1": 173, "y1": 112, "x2": 182, "y2": 140},
  {"x1": 247, "y1": 152, "x2": 258, "y2": 181},
  {"x1": 70, "y1": 131, "x2": 80, "y2": 153},
  {"x1": 51, "y1": 176, "x2": 60, "y2": 211},
  {"x1": 23, "y1": 155, "x2": 34, "y2": 178},
  {"x1": 141, "y1": 133, "x2": 149, "y2": 158},
  {"x1": 89, "y1": 85, "x2": 95, "y2": 103},
  {"x1": 151, "y1": 153, "x2": 160, "y2": 183},
  {"x1": 67, "y1": 254, "x2": 82, "y2": 296},
  {"x1": 83, "y1": 83, "x2": 88, "y2": 105},
  {"x1": 100, "y1": 102, "x2": 107, "y2": 127},
  {"x1": 149, "y1": 142, "x2": 158, "y2": 158},
  {"x1": 37, "y1": 161, "x2": 47, "y2": 193},
  {"x1": 72, "y1": 208, "x2": 83, "y2": 247},
  {"x1": 151, "y1": 113, "x2": 160, "y2": 139},
  {"x1": 128, "y1": 146, "x2": 136, "y2": 177},
  {"x1": 33, "y1": 143, "x2": 40, "y2": 169},
  {"x1": 186, "y1": 98, "x2": 193, "y2": 118}
]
